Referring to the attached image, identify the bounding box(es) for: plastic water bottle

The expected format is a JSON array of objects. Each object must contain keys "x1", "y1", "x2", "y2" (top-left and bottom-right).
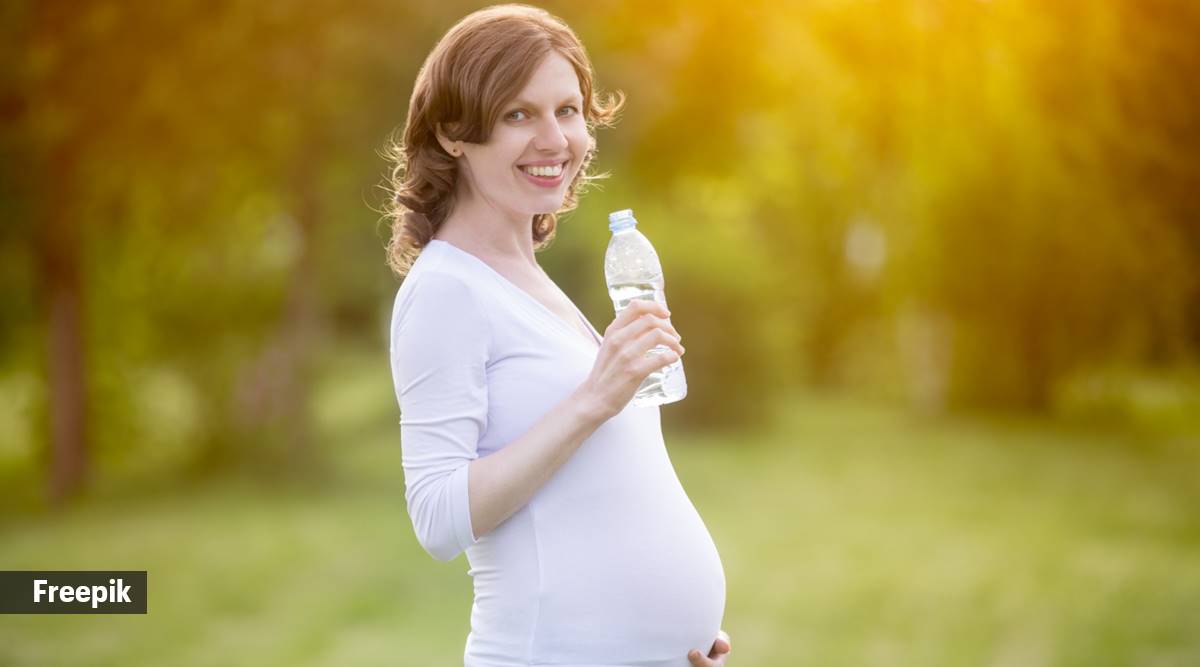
[{"x1": 605, "y1": 209, "x2": 687, "y2": 407}]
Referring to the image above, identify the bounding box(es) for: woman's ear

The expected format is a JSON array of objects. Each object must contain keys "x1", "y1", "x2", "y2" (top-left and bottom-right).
[{"x1": 435, "y1": 123, "x2": 463, "y2": 157}]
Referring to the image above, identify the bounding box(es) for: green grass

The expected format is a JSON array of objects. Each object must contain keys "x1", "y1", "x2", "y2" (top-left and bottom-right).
[{"x1": 1, "y1": 355, "x2": 1198, "y2": 666}]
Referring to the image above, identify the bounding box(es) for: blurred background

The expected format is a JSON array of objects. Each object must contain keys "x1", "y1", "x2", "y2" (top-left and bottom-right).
[{"x1": 2, "y1": 0, "x2": 1199, "y2": 664}]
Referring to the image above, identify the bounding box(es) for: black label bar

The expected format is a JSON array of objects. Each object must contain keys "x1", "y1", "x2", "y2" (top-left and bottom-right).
[{"x1": 0, "y1": 571, "x2": 147, "y2": 614}]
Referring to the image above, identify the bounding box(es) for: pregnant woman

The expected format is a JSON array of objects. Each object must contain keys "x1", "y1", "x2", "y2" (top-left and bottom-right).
[{"x1": 384, "y1": 6, "x2": 732, "y2": 666}]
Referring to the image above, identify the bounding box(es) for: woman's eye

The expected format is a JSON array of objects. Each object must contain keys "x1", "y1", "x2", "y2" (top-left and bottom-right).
[{"x1": 507, "y1": 106, "x2": 577, "y2": 121}]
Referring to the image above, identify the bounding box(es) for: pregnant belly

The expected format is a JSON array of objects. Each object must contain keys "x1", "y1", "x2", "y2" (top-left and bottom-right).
[{"x1": 528, "y1": 477, "x2": 727, "y2": 666}]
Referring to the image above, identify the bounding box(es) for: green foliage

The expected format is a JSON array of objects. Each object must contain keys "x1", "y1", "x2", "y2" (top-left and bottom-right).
[
  {"x1": 1, "y1": 373, "x2": 1197, "y2": 664},
  {"x1": 1052, "y1": 365, "x2": 1200, "y2": 438},
  {"x1": 661, "y1": 266, "x2": 775, "y2": 434},
  {"x1": 2, "y1": 0, "x2": 1199, "y2": 502}
]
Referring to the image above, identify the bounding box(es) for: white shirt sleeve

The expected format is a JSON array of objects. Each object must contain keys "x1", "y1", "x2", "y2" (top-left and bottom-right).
[{"x1": 390, "y1": 269, "x2": 491, "y2": 562}]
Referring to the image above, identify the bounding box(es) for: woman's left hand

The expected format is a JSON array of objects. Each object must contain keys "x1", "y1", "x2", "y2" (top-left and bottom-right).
[{"x1": 687, "y1": 629, "x2": 732, "y2": 666}]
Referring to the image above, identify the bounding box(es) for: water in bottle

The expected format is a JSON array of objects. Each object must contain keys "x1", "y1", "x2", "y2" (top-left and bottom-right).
[{"x1": 604, "y1": 209, "x2": 687, "y2": 407}]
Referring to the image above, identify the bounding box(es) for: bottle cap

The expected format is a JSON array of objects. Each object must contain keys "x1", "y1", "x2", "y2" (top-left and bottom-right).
[{"x1": 608, "y1": 208, "x2": 637, "y2": 232}]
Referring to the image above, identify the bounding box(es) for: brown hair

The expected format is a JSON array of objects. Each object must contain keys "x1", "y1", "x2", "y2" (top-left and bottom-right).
[{"x1": 381, "y1": 4, "x2": 625, "y2": 277}]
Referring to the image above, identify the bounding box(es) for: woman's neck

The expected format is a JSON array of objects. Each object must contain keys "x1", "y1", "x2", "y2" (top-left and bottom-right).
[{"x1": 434, "y1": 197, "x2": 541, "y2": 272}]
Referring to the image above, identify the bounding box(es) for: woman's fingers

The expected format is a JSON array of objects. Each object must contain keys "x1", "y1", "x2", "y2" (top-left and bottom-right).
[
  {"x1": 687, "y1": 630, "x2": 732, "y2": 666},
  {"x1": 610, "y1": 310, "x2": 678, "y2": 347},
  {"x1": 634, "y1": 334, "x2": 684, "y2": 377},
  {"x1": 639, "y1": 349, "x2": 680, "y2": 377},
  {"x1": 714, "y1": 629, "x2": 731, "y2": 654},
  {"x1": 632, "y1": 326, "x2": 684, "y2": 357},
  {"x1": 604, "y1": 298, "x2": 668, "y2": 337},
  {"x1": 686, "y1": 649, "x2": 726, "y2": 667},
  {"x1": 712, "y1": 638, "x2": 731, "y2": 654}
]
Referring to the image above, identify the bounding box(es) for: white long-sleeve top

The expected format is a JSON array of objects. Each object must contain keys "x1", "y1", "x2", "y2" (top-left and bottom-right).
[{"x1": 389, "y1": 238, "x2": 726, "y2": 667}]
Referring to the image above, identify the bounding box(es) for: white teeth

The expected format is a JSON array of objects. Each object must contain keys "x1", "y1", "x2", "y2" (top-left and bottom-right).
[{"x1": 521, "y1": 162, "x2": 565, "y2": 178}]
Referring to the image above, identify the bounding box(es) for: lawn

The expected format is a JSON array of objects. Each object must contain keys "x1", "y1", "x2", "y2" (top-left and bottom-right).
[{"x1": 1, "y1": 356, "x2": 1198, "y2": 666}]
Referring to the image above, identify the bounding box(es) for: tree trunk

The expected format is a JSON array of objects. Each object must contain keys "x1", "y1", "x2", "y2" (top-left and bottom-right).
[
  {"x1": 38, "y1": 148, "x2": 88, "y2": 505},
  {"x1": 228, "y1": 154, "x2": 323, "y2": 472}
]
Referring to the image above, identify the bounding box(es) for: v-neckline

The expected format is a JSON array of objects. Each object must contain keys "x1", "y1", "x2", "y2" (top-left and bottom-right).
[{"x1": 428, "y1": 239, "x2": 603, "y2": 351}]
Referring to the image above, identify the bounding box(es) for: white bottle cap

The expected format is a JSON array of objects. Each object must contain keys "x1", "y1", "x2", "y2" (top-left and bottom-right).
[{"x1": 608, "y1": 209, "x2": 637, "y2": 231}]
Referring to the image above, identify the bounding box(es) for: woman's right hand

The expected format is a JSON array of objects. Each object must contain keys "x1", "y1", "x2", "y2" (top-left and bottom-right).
[{"x1": 579, "y1": 299, "x2": 685, "y2": 420}]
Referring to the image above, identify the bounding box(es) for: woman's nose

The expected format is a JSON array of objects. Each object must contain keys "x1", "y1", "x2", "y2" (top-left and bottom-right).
[{"x1": 533, "y1": 117, "x2": 569, "y2": 152}]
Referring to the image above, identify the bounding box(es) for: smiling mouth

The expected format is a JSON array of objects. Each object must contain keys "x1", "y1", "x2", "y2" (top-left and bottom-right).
[{"x1": 518, "y1": 161, "x2": 568, "y2": 178}]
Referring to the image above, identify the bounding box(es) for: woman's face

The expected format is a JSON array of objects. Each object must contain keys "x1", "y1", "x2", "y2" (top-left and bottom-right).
[{"x1": 452, "y1": 51, "x2": 591, "y2": 223}]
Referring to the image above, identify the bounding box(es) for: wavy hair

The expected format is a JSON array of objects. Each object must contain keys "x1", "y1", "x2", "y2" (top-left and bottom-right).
[{"x1": 381, "y1": 4, "x2": 625, "y2": 277}]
